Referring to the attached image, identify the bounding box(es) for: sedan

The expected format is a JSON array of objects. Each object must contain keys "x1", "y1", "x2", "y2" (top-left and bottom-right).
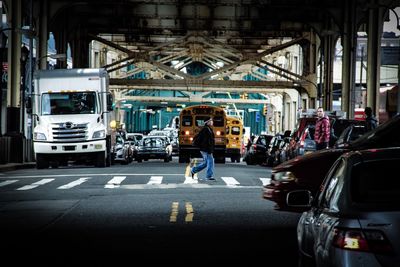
[
  {"x1": 287, "y1": 147, "x2": 400, "y2": 267},
  {"x1": 263, "y1": 114, "x2": 400, "y2": 211},
  {"x1": 135, "y1": 136, "x2": 173, "y2": 162}
]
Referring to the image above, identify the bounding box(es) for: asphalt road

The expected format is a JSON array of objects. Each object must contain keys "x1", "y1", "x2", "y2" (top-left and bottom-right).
[{"x1": 0, "y1": 158, "x2": 301, "y2": 266}]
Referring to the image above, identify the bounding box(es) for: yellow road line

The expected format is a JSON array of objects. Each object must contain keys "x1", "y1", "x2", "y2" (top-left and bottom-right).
[
  {"x1": 169, "y1": 201, "x2": 194, "y2": 223},
  {"x1": 169, "y1": 201, "x2": 179, "y2": 222},
  {"x1": 185, "y1": 202, "x2": 194, "y2": 222}
]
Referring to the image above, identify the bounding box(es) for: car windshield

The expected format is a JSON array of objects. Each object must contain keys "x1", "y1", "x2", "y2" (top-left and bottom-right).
[
  {"x1": 348, "y1": 114, "x2": 400, "y2": 149},
  {"x1": 141, "y1": 138, "x2": 165, "y2": 147},
  {"x1": 351, "y1": 159, "x2": 400, "y2": 209}
]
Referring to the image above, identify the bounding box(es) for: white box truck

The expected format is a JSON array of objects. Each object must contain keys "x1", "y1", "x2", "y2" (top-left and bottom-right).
[{"x1": 27, "y1": 68, "x2": 114, "y2": 168}]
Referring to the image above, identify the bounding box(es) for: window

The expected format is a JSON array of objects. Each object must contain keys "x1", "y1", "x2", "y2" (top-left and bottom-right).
[
  {"x1": 351, "y1": 159, "x2": 400, "y2": 206},
  {"x1": 318, "y1": 158, "x2": 346, "y2": 211}
]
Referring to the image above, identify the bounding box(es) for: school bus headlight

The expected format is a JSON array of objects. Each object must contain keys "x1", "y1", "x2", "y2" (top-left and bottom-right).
[
  {"x1": 216, "y1": 131, "x2": 221, "y2": 136},
  {"x1": 185, "y1": 131, "x2": 190, "y2": 135}
]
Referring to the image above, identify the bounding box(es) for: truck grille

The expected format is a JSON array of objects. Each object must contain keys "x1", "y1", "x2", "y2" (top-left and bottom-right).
[{"x1": 52, "y1": 122, "x2": 88, "y2": 142}]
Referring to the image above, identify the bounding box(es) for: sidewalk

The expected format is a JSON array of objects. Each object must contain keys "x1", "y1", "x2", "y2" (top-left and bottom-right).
[{"x1": 0, "y1": 162, "x2": 36, "y2": 172}]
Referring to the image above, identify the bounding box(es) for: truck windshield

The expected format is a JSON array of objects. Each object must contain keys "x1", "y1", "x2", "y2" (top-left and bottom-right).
[{"x1": 41, "y1": 92, "x2": 97, "y2": 115}]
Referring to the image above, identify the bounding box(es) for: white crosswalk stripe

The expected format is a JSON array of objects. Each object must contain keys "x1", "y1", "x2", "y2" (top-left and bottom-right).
[
  {"x1": 0, "y1": 175, "x2": 268, "y2": 191},
  {"x1": 147, "y1": 176, "x2": 163, "y2": 185},
  {"x1": 221, "y1": 177, "x2": 240, "y2": 186},
  {"x1": 16, "y1": 178, "x2": 55, "y2": 191},
  {"x1": 0, "y1": 180, "x2": 18, "y2": 187},
  {"x1": 105, "y1": 176, "x2": 126, "y2": 188},
  {"x1": 57, "y1": 177, "x2": 91, "y2": 189}
]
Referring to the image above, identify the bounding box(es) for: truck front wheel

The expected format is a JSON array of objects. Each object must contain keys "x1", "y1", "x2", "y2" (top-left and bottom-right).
[
  {"x1": 95, "y1": 151, "x2": 106, "y2": 167},
  {"x1": 36, "y1": 154, "x2": 49, "y2": 169}
]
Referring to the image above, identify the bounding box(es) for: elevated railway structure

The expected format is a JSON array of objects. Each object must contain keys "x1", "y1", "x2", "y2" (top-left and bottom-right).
[{"x1": 1, "y1": 0, "x2": 399, "y2": 163}]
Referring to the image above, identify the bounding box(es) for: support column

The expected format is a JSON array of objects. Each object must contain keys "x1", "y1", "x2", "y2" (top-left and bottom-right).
[
  {"x1": 71, "y1": 27, "x2": 89, "y2": 68},
  {"x1": 366, "y1": 2, "x2": 384, "y2": 119},
  {"x1": 38, "y1": 0, "x2": 48, "y2": 70},
  {"x1": 341, "y1": 0, "x2": 357, "y2": 118},
  {"x1": 6, "y1": 0, "x2": 22, "y2": 134},
  {"x1": 54, "y1": 29, "x2": 68, "y2": 69},
  {"x1": 322, "y1": 30, "x2": 336, "y2": 111}
]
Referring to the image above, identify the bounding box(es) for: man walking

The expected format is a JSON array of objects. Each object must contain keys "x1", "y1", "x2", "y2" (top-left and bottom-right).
[
  {"x1": 314, "y1": 107, "x2": 330, "y2": 150},
  {"x1": 191, "y1": 118, "x2": 215, "y2": 181}
]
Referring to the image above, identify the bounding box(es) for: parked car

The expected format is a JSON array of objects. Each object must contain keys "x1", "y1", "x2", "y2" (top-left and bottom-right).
[
  {"x1": 112, "y1": 133, "x2": 133, "y2": 164},
  {"x1": 265, "y1": 133, "x2": 284, "y2": 166},
  {"x1": 334, "y1": 124, "x2": 367, "y2": 148},
  {"x1": 135, "y1": 136, "x2": 173, "y2": 162},
  {"x1": 263, "y1": 114, "x2": 400, "y2": 211},
  {"x1": 292, "y1": 118, "x2": 364, "y2": 157},
  {"x1": 287, "y1": 147, "x2": 400, "y2": 267},
  {"x1": 243, "y1": 134, "x2": 273, "y2": 165}
]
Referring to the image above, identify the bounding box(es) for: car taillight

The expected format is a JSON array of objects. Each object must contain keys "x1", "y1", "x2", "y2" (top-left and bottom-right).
[{"x1": 332, "y1": 228, "x2": 393, "y2": 254}]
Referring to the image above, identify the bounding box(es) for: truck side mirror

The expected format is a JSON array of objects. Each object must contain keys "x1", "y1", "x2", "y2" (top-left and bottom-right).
[
  {"x1": 107, "y1": 93, "x2": 113, "y2": 111},
  {"x1": 25, "y1": 97, "x2": 32, "y2": 114}
]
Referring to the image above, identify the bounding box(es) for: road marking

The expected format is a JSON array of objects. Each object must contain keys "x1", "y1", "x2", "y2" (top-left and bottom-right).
[
  {"x1": 147, "y1": 176, "x2": 163, "y2": 185},
  {"x1": 170, "y1": 202, "x2": 179, "y2": 222},
  {"x1": 57, "y1": 177, "x2": 91, "y2": 189},
  {"x1": 221, "y1": 177, "x2": 240, "y2": 186},
  {"x1": 0, "y1": 180, "x2": 18, "y2": 187},
  {"x1": 105, "y1": 176, "x2": 126, "y2": 188},
  {"x1": 5, "y1": 173, "x2": 183, "y2": 179},
  {"x1": 185, "y1": 202, "x2": 194, "y2": 222},
  {"x1": 16, "y1": 178, "x2": 54, "y2": 190},
  {"x1": 259, "y1": 178, "x2": 271, "y2": 186}
]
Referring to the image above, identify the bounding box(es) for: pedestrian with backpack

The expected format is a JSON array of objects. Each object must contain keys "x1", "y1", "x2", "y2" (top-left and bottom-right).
[{"x1": 191, "y1": 118, "x2": 215, "y2": 181}]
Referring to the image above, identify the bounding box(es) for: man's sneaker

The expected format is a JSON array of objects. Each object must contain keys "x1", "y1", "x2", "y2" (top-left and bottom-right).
[
  {"x1": 191, "y1": 170, "x2": 195, "y2": 179},
  {"x1": 206, "y1": 177, "x2": 215, "y2": 181}
]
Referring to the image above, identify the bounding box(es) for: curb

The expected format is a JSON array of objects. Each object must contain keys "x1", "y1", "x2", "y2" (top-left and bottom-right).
[{"x1": 0, "y1": 162, "x2": 36, "y2": 172}]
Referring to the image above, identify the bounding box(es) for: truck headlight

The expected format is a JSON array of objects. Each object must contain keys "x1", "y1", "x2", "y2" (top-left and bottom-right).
[
  {"x1": 33, "y1": 132, "x2": 47, "y2": 140},
  {"x1": 92, "y1": 130, "x2": 105, "y2": 139}
]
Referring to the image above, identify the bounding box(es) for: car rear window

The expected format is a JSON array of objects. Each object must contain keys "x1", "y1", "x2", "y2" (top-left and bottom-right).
[{"x1": 351, "y1": 159, "x2": 400, "y2": 208}]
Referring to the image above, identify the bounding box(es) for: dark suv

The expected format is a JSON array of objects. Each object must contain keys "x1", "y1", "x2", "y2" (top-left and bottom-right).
[
  {"x1": 243, "y1": 134, "x2": 273, "y2": 165},
  {"x1": 263, "y1": 114, "x2": 400, "y2": 211}
]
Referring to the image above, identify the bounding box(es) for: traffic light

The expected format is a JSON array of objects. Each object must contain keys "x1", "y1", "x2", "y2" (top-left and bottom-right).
[{"x1": 263, "y1": 105, "x2": 268, "y2": 115}]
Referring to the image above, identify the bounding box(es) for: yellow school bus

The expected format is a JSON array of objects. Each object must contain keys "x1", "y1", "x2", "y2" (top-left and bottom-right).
[
  {"x1": 225, "y1": 116, "x2": 244, "y2": 162},
  {"x1": 178, "y1": 105, "x2": 227, "y2": 163}
]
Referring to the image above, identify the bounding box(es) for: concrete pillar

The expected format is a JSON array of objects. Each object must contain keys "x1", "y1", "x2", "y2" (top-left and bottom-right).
[
  {"x1": 366, "y1": 2, "x2": 384, "y2": 119},
  {"x1": 54, "y1": 29, "x2": 68, "y2": 69},
  {"x1": 322, "y1": 26, "x2": 337, "y2": 111},
  {"x1": 38, "y1": 0, "x2": 48, "y2": 70},
  {"x1": 6, "y1": 0, "x2": 22, "y2": 134},
  {"x1": 341, "y1": 0, "x2": 357, "y2": 119}
]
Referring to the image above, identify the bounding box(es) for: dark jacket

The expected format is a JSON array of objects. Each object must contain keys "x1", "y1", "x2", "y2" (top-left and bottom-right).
[
  {"x1": 196, "y1": 125, "x2": 215, "y2": 153},
  {"x1": 314, "y1": 116, "x2": 330, "y2": 144},
  {"x1": 365, "y1": 115, "x2": 378, "y2": 132}
]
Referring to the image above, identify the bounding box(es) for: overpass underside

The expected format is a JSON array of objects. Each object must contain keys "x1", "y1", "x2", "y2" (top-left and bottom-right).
[{"x1": 1, "y1": 0, "x2": 398, "y2": 138}]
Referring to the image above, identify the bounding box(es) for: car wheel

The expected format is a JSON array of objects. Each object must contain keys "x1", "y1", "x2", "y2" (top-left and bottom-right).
[{"x1": 298, "y1": 251, "x2": 315, "y2": 267}]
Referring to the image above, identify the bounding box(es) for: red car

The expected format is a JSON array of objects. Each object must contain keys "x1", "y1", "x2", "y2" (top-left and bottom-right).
[{"x1": 263, "y1": 114, "x2": 400, "y2": 211}]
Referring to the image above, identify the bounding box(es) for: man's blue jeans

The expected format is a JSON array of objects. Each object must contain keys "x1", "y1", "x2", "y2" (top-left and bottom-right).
[{"x1": 192, "y1": 151, "x2": 214, "y2": 178}]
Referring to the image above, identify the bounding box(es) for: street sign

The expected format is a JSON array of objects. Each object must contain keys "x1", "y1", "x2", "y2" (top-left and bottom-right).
[{"x1": 255, "y1": 111, "x2": 260, "y2": 122}]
